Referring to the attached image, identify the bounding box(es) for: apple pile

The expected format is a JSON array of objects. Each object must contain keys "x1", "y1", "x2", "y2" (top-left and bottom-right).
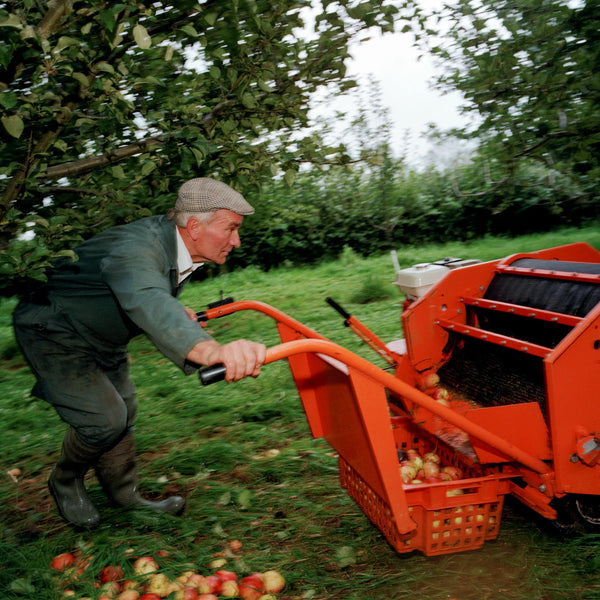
[
  {"x1": 399, "y1": 448, "x2": 463, "y2": 485},
  {"x1": 50, "y1": 547, "x2": 286, "y2": 600}
]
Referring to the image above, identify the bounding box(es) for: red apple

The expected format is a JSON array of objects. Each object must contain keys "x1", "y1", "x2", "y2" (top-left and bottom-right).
[
  {"x1": 100, "y1": 565, "x2": 124, "y2": 583},
  {"x1": 261, "y1": 570, "x2": 285, "y2": 593},
  {"x1": 197, "y1": 595, "x2": 219, "y2": 600},
  {"x1": 186, "y1": 574, "x2": 209, "y2": 592},
  {"x1": 204, "y1": 575, "x2": 222, "y2": 594},
  {"x1": 133, "y1": 557, "x2": 159, "y2": 576},
  {"x1": 51, "y1": 552, "x2": 76, "y2": 571},
  {"x1": 174, "y1": 587, "x2": 199, "y2": 600},
  {"x1": 215, "y1": 570, "x2": 237, "y2": 582},
  {"x1": 139, "y1": 595, "x2": 162, "y2": 600},
  {"x1": 441, "y1": 465, "x2": 462, "y2": 480},
  {"x1": 239, "y1": 574, "x2": 264, "y2": 600}
]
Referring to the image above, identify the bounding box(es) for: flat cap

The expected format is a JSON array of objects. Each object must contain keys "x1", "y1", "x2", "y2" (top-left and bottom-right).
[{"x1": 176, "y1": 178, "x2": 254, "y2": 216}]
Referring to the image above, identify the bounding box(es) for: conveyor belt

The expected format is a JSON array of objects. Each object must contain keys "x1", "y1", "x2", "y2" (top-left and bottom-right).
[{"x1": 439, "y1": 259, "x2": 600, "y2": 414}]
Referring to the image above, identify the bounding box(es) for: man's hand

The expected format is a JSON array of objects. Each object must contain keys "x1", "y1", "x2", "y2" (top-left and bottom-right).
[
  {"x1": 186, "y1": 339, "x2": 266, "y2": 382},
  {"x1": 184, "y1": 306, "x2": 198, "y2": 321}
]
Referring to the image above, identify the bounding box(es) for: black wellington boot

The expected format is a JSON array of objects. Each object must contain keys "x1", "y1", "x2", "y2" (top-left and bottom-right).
[
  {"x1": 48, "y1": 428, "x2": 102, "y2": 529},
  {"x1": 95, "y1": 433, "x2": 185, "y2": 515}
]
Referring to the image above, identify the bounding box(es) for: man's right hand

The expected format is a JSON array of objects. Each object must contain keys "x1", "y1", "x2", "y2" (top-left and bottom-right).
[{"x1": 186, "y1": 339, "x2": 266, "y2": 382}]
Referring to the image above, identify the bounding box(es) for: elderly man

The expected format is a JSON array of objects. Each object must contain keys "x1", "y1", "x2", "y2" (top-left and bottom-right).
[{"x1": 13, "y1": 177, "x2": 266, "y2": 529}]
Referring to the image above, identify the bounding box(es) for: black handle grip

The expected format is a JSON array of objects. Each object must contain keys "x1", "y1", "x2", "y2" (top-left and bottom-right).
[
  {"x1": 326, "y1": 296, "x2": 351, "y2": 320},
  {"x1": 198, "y1": 363, "x2": 227, "y2": 385},
  {"x1": 196, "y1": 296, "x2": 235, "y2": 322}
]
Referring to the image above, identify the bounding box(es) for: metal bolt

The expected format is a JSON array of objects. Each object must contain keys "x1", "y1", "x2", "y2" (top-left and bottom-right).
[
  {"x1": 570, "y1": 454, "x2": 579, "y2": 463},
  {"x1": 539, "y1": 484, "x2": 547, "y2": 493}
]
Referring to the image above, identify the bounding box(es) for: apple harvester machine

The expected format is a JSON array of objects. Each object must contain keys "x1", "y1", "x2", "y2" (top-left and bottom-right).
[{"x1": 196, "y1": 242, "x2": 600, "y2": 556}]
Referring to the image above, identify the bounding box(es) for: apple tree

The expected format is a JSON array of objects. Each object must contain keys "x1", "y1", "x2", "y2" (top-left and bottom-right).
[
  {"x1": 422, "y1": 0, "x2": 600, "y2": 189},
  {"x1": 0, "y1": 0, "x2": 413, "y2": 294}
]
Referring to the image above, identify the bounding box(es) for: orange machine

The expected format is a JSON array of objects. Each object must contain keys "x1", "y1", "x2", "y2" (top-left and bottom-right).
[{"x1": 196, "y1": 242, "x2": 600, "y2": 556}]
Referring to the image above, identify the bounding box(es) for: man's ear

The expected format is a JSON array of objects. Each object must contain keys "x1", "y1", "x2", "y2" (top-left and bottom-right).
[{"x1": 186, "y1": 217, "x2": 203, "y2": 240}]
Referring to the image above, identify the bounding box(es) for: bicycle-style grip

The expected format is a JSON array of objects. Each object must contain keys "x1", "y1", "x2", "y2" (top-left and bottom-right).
[{"x1": 198, "y1": 363, "x2": 227, "y2": 385}]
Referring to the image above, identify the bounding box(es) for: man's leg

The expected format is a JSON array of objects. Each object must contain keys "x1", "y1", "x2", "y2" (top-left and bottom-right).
[
  {"x1": 13, "y1": 302, "x2": 129, "y2": 527},
  {"x1": 95, "y1": 360, "x2": 185, "y2": 515}
]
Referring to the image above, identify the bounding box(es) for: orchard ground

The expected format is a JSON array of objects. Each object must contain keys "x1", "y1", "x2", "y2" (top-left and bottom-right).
[{"x1": 1, "y1": 225, "x2": 600, "y2": 600}]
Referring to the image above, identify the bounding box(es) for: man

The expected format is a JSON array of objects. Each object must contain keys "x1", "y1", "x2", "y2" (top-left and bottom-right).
[{"x1": 13, "y1": 177, "x2": 266, "y2": 529}]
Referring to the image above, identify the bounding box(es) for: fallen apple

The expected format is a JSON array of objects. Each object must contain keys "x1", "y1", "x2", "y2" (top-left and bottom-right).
[
  {"x1": 186, "y1": 574, "x2": 210, "y2": 592},
  {"x1": 139, "y1": 595, "x2": 162, "y2": 600},
  {"x1": 174, "y1": 587, "x2": 199, "y2": 600},
  {"x1": 261, "y1": 570, "x2": 285, "y2": 593},
  {"x1": 51, "y1": 552, "x2": 76, "y2": 571},
  {"x1": 239, "y1": 574, "x2": 264, "y2": 600},
  {"x1": 100, "y1": 565, "x2": 124, "y2": 583},
  {"x1": 116, "y1": 590, "x2": 140, "y2": 600},
  {"x1": 133, "y1": 557, "x2": 159, "y2": 576},
  {"x1": 215, "y1": 569, "x2": 237, "y2": 582},
  {"x1": 146, "y1": 573, "x2": 171, "y2": 597},
  {"x1": 196, "y1": 595, "x2": 219, "y2": 600},
  {"x1": 220, "y1": 580, "x2": 240, "y2": 598},
  {"x1": 203, "y1": 575, "x2": 222, "y2": 594}
]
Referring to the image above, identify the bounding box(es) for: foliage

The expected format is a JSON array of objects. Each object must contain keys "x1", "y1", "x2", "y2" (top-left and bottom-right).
[
  {"x1": 219, "y1": 155, "x2": 599, "y2": 273},
  {"x1": 2, "y1": 227, "x2": 600, "y2": 599},
  {"x1": 421, "y1": 0, "x2": 600, "y2": 186},
  {"x1": 0, "y1": 0, "x2": 409, "y2": 287}
]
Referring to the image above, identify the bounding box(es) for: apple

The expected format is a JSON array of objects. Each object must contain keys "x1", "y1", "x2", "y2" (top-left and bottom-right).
[
  {"x1": 239, "y1": 574, "x2": 264, "y2": 600},
  {"x1": 227, "y1": 540, "x2": 243, "y2": 553},
  {"x1": 174, "y1": 587, "x2": 199, "y2": 600},
  {"x1": 204, "y1": 575, "x2": 222, "y2": 594},
  {"x1": 441, "y1": 465, "x2": 462, "y2": 480},
  {"x1": 400, "y1": 464, "x2": 417, "y2": 483},
  {"x1": 220, "y1": 580, "x2": 240, "y2": 597},
  {"x1": 422, "y1": 462, "x2": 440, "y2": 478},
  {"x1": 215, "y1": 569, "x2": 237, "y2": 582},
  {"x1": 51, "y1": 552, "x2": 76, "y2": 571},
  {"x1": 197, "y1": 595, "x2": 219, "y2": 600},
  {"x1": 186, "y1": 574, "x2": 210, "y2": 592},
  {"x1": 177, "y1": 571, "x2": 196, "y2": 584},
  {"x1": 146, "y1": 573, "x2": 171, "y2": 597},
  {"x1": 100, "y1": 581, "x2": 122, "y2": 597},
  {"x1": 422, "y1": 372, "x2": 440, "y2": 388},
  {"x1": 423, "y1": 452, "x2": 441, "y2": 464},
  {"x1": 117, "y1": 591, "x2": 140, "y2": 600},
  {"x1": 100, "y1": 565, "x2": 124, "y2": 583},
  {"x1": 139, "y1": 595, "x2": 162, "y2": 600},
  {"x1": 209, "y1": 558, "x2": 227, "y2": 569},
  {"x1": 261, "y1": 570, "x2": 285, "y2": 593},
  {"x1": 122, "y1": 580, "x2": 138, "y2": 590},
  {"x1": 133, "y1": 557, "x2": 159, "y2": 576}
]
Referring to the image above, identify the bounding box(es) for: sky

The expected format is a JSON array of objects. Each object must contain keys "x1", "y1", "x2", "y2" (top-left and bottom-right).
[{"x1": 313, "y1": 12, "x2": 475, "y2": 168}]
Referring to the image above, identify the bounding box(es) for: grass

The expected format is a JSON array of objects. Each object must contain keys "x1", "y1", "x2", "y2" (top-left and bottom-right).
[{"x1": 1, "y1": 225, "x2": 600, "y2": 600}]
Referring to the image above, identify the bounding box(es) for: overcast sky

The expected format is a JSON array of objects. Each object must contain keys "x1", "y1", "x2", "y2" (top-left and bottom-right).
[{"x1": 312, "y1": 12, "x2": 474, "y2": 168}]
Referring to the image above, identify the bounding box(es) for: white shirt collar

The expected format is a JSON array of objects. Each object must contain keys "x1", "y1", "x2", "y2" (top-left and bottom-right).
[{"x1": 175, "y1": 228, "x2": 202, "y2": 284}]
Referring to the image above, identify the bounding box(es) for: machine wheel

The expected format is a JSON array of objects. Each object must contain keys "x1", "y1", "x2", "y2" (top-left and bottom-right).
[{"x1": 551, "y1": 494, "x2": 600, "y2": 536}]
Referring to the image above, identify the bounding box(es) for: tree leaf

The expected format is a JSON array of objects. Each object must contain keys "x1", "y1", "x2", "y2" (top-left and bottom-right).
[
  {"x1": 2, "y1": 115, "x2": 24, "y2": 138},
  {"x1": 133, "y1": 23, "x2": 152, "y2": 49}
]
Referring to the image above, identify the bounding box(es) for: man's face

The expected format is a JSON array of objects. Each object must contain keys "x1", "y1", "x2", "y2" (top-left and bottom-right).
[{"x1": 187, "y1": 209, "x2": 243, "y2": 265}]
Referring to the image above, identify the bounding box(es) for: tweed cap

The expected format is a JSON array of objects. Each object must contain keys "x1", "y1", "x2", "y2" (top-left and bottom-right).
[{"x1": 176, "y1": 178, "x2": 254, "y2": 216}]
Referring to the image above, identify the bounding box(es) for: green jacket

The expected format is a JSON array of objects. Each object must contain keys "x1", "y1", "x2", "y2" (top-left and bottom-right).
[{"x1": 38, "y1": 215, "x2": 210, "y2": 372}]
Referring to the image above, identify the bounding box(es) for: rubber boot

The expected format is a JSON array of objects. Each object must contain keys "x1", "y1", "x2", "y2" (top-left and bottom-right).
[
  {"x1": 95, "y1": 433, "x2": 185, "y2": 515},
  {"x1": 48, "y1": 428, "x2": 102, "y2": 530}
]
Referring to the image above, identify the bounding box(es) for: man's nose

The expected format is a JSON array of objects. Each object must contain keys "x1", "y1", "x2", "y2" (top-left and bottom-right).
[{"x1": 231, "y1": 230, "x2": 241, "y2": 247}]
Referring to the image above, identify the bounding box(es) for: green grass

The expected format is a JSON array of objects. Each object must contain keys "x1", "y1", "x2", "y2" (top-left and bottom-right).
[{"x1": 1, "y1": 225, "x2": 600, "y2": 600}]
